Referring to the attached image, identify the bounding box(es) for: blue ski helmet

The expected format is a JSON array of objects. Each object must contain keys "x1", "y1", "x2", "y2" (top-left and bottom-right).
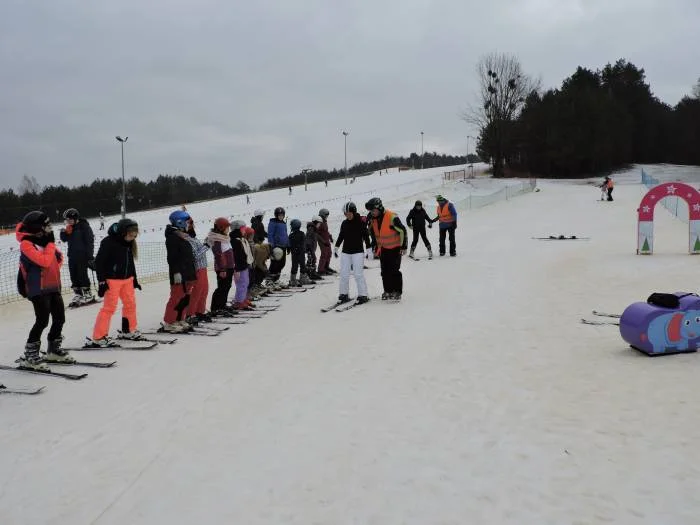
[
  {"x1": 169, "y1": 210, "x2": 191, "y2": 230},
  {"x1": 290, "y1": 218, "x2": 302, "y2": 231}
]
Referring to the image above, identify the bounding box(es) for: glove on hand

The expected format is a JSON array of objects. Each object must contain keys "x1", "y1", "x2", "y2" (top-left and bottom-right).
[
  {"x1": 173, "y1": 272, "x2": 182, "y2": 284},
  {"x1": 87, "y1": 258, "x2": 96, "y2": 271},
  {"x1": 133, "y1": 279, "x2": 142, "y2": 290},
  {"x1": 453, "y1": 222, "x2": 457, "y2": 230},
  {"x1": 218, "y1": 271, "x2": 227, "y2": 279},
  {"x1": 333, "y1": 248, "x2": 339, "y2": 258},
  {"x1": 98, "y1": 281, "x2": 108, "y2": 298},
  {"x1": 428, "y1": 223, "x2": 433, "y2": 229}
]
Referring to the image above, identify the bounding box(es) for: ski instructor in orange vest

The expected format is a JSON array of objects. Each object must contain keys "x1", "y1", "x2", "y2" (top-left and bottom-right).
[
  {"x1": 432, "y1": 195, "x2": 458, "y2": 256},
  {"x1": 365, "y1": 197, "x2": 408, "y2": 300}
]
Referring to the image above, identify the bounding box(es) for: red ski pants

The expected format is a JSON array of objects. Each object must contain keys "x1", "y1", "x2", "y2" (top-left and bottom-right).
[
  {"x1": 187, "y1": 268, "x2": 209, "y2": 316},
  {"x1": 163, "y1": 281, "x2": 195, "y2": 324}
]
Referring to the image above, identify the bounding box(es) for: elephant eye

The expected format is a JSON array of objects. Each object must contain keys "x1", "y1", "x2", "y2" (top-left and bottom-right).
[
  {"x1": 685, "y1": 320, "x2": 691, "y2": 325},
  {"x1": 696, "y1": 317, "x2": 700, "y2": 323}
]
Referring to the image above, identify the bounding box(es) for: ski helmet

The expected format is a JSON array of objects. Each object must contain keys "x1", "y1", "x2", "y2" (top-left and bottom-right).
[
  {"x1": 116, "y1": 218, "x2": 139, "y2": 235},
  {"x1": 214, "y1": 217, "x2": 230, "y2": 232},
  {"x1": 318, "y1": 208, "x2": 330, "y2": 218},
  {"x1": 415, "y1": 200, "x2": 423, "y2": 207},
  {"x1": 290, "y1": 218, "x2": 302, "y2": 230},
  {"x1": 63, "y1": 208, "x2": 80, "y2": 220},
  {"x1": 311, "y1": 215, "x2": 322, "y2": 223},
  {"x1": 169, "y1": 210, "x2": 191, "y2": 230},
  {"x1": 343, "y1": 202, "x2": 357, "y2": 214},
  {"x1": 253, "y1": 209, "x2": 265, "y2": 217},
  {"x1": 272, "y1": 247, "x2": 284, "y2": 260},
  {"x1": 274, "y1": 207, "x2": 285, "y2": 217},
  {"x1": 21, "y1": 211, "x2": 50, "y2": 234},
  {"x1": 230, "y1": 219, "x2": 246, "y2": 231},
  {"x1": 365, "y1": 197, "x2": 383, "y2": 212}
]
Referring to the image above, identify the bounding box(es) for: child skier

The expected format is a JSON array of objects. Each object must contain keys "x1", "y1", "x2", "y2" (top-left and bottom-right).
[
  {"x1": 184, "y1": 217, "x2": 210, "y2": 323},
  {"x1": 16, "y1": 211, "x2": 74, "y2": 370},
  {"x1": 288, "y1": 219, "x2": 312, "y2": 286},
  {"x1": 207, "y1": 217, "x2": 234, "y2": 315},
  {"x1": 230, "y1": 221, "x2": 253, "y2": 309},
  {"x1": 334, "y1": 202, "x2": 372, "y2": 304},
  {"x1": 60, "y1": 207, "x2": 96, "y2": 306},
  {"x1": 267, "y1": 207, "x2": 289, "y2": 281},
  {"x1": 162, "y1": 210, "x2": 197, "y2": 333},
  {"x1": 406, "y1": 200, "x2": 434, "y2": 259},
  {"x1": 316, "y1": 208, "x2": 335, "y2": 274},
  {"x1": 88, "y1": 218, "x2": 141, "y2": 347},
  {"x1": 305, "y1": 217, "x2": 324, "y2": 280},
  {"x1": 250, "y1": 209, "x2": 267, "y2": 243}
]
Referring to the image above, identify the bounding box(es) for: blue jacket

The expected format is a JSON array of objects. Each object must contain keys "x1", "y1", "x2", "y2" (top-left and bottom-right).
[
  {"x1": 59, "y1": 219, "x2": 94, "y2": 258},
  {"x1": 267, "y1": 218, "x2": 289, "y2": 248}
]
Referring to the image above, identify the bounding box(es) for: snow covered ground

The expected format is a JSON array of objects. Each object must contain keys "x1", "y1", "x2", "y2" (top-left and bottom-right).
[{"x1": 2, "y1": 164, "x2": 700, "y2": 524}]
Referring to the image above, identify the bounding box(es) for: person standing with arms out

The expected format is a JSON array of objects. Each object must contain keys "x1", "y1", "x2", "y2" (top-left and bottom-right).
[
  {"x1": 334, "y1": 202, "x2": 372, "y2": 304},
  {"x1": 365, "y1": 197, "x2": 407, "y2": 300},
  {"x1": 60, "y1": 208, "x2": 96, "y2": 306},
  {"x1": 316, "y1": 208, "x2": 335, "y2": 274},
  {"x1": 207, "y1": 217, "x2": 234, "y2": 315},
  {"x1": 88, "y1": 218, "x2": 142, "y2": 347},
  {"x1": 431, "y1": 195, "x2": 458, "y2": 257},
  {"x1": 288, "y1": 219, "x2": 312, "y2": 286},
  {"x1": 267, "y1": 207, "x2": 289, "y2": 282},
  {"x1": 15, "y1": 211, "x2": 74, "y2": 370},
  {"x1": 406, "y1": 200, "x2": 434, "y2": 259},
  {"x1": 162, "y1": 210, "x2": 197, "y2": 333}
]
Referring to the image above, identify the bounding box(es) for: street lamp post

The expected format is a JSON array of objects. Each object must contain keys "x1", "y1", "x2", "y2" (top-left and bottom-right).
[
  {"x1": 420, "y1": 131, "x2": 424, "y2": 170},
  {"x1": 115, "y1": 136, "x2": 128, "y2": 218},
  {"x1": 466, "y1": 135, "x2": 475, "y2": 179},
  {"x1": 342, "y1": 131, "x2": 349, "y2": 185}
]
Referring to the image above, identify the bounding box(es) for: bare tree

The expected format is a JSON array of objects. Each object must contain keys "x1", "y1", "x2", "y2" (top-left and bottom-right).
[
  {"x1": 463, "y1": 52, "x2": 539, "y2": 177},
  {"x1": 18, "y1": 174, "x2": 41, "y2": 195},
  {"x1": 693, "y1": 77, "x2": 700, "y2": 99}
]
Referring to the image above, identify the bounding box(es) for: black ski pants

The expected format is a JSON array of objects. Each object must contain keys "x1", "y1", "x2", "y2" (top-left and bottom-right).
[
  {"x1": 28, "y1": 292, "x2": 65, "y2": 343},
  {"x1": 607, "y1": 187, "x2": 614, "y2": 201},
  {"x1": 439, "y1": 226, "x2": 456, "y2": 256},
  {"x1": 210, "y1": 269, "x2": 233, "y2": 312},
  {"x1": 410, "y1": 227, "x2": 431, "y2": 250},
  {"x1": 68, "y1": 254, "x2": 91, "y2": 292},
  {"x1": 379, "y1": 247, "x2": 403, "y2": 294},
  {"x1": 290, "y1": 249, "x2": 306, "y2": 277},
  {"x1": 268, "y1": 250, "x2": 287, "y2": 280}
]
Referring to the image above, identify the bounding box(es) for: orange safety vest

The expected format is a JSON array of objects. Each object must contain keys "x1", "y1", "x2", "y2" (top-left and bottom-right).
[
  {"x1": 372, "y1": 210, "x2": 402, "y2": 250},
  {"x1": 607, "y1": 179, "x2": 614, "y2": 189},
  {"x1": 436, "y1": 202, "x2": 454, "y2": 223}
]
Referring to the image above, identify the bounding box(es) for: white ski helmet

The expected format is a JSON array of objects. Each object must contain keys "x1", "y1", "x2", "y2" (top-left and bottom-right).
[
  {"x1": 272, "y1": 247, "x2": 284, "y2": 260},
  {"x1": 311, "y1": 215, "x2": 322, "y2": 223},
  {"x1": 253, "y1": 209, "x2": 265, "y2": 217},
  {"x1": 230, "y1": 219, "x2": 246, "y2": 230}
]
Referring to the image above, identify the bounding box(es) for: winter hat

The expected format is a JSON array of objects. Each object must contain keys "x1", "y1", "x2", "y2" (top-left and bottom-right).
[
  {"x1": 243, "y1": 226, "x2": 254, "y2": 237},
  {"x1": 230, "y1": 219, "x2": 246, "y2": 231},
  {"x1": 415, "y1": 200, "x2": 423, "y2": 207},
  {"x1": 214, "y1": 217, "x2": 230, "y2": 231},
  {"x1": 436, "y1": 195, "x2": 446, "y2": 202}
]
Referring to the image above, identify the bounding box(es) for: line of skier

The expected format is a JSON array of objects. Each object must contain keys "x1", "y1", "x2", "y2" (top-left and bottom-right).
[{"x1": 13, "y1": 194, "x2": 459, "y2": 370}]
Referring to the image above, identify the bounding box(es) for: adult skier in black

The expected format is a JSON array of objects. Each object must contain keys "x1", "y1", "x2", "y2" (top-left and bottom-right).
[
  {"x1": 59, "y1": 208, "x2": 95, "y2": 306},
  {"x1": 406, "y1": 200, "x2": 434, "y2": 259},
  {"x1": 334, "y1": 202, "x2": 372, "y2": 304}
]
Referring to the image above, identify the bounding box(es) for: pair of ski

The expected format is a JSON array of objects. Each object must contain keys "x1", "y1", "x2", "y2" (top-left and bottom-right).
[
  {"x1": 532, "y1": 236, "x2": 590, "y2": 241},
  {"x1": 580, "y1": 310, "x2": 621, "y2": 326},
  {"x1": 321, "y1": 296, "x2": 390, "y2": 313}
]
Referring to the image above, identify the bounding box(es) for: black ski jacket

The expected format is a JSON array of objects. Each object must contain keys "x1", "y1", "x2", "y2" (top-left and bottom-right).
[
  {"x1": 95, "y1": 227, "x2": 138, "y2": 282},
  {"x1": 335, "y1": 214, "x2": 371, "y2": 254},
  {"x1": 165, "y1": 225, "x2": 196, "y2": 284}
]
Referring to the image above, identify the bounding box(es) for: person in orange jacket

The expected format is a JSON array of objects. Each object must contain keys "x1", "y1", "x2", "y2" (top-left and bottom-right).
[{"x1": 15, "y1": 211, "x2": 74, "y2": 370}]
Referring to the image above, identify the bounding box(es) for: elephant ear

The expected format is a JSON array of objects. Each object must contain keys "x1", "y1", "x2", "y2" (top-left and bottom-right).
[{"x1": 667, "y1": 313, "x2": 685, "y2": 342}]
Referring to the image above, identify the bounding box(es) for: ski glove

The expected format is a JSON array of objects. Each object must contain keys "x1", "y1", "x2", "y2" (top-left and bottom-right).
[
  {"x1": 87, "y1": 258, "x2": 96, "y2": 271},
  {"x1": 133, "y1": 279, "x2": 142, "y2": 291},
  {"x1": 333, "y1": 247, "x2": 339, "y2": 258},
  {"x1": 173, "y1": 272, "x2": 183, "y2": 284},
  {"x1": 428, "y1": 223, "x2": 433, "y2": 229},
  {"x1": 218, "y1": 271, "x2": 227, "y2": 279},
  {"x1": 97, "y1": 281, "x2": 108, "y2": 298},
  {"x1": 453, "y1": 222, "x2": 457, "y2": 230}
]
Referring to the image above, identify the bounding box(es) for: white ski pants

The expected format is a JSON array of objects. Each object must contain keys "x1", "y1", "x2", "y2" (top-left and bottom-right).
[{"x1": 339, "y1": 252, "x2": 368, "y2": 297}]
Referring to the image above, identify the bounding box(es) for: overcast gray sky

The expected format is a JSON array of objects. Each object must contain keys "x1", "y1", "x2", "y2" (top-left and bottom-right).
[{"x1": 1, "y1": 0, "x2": 698, "y2": 191}]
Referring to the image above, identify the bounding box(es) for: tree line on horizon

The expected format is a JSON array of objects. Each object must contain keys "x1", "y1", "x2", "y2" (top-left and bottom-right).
[{"x1": 466, "y1": 53, "x2": 700, "y2": 177}]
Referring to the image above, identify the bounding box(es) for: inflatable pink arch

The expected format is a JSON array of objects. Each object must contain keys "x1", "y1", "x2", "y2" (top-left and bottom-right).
[{"x1": 637, "y1": 182, "x2": 700, "y2": 254}]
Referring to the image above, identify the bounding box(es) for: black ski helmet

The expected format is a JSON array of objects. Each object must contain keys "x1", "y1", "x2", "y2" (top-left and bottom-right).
[
  {"x1": 63, "y1": 208, "x2": 80, "y2": 220},
  {"x1": 290, "y1": 218, "x2": 302, "y2": 230},
  {"x1": 116, "y1": 218, "x2": 139, "y2": 235},
  {"x1": 318, "y1": 208, "x2": 330, "y2": 218},
  {"x1": 343, "y1": 202, "x2": 357, "y2": 214},
  {"x1": 274, "y1": 206, "x2": 286, "y2": 217},
  {"x1": 365, "y1": 197, "x2": 383, "y2": 212},
  {"x1": 415, "y1": 200, "x2": 423, "y2": 207},
  {"x1": 21, "y1": 211, "x2": 50, "y2": 233}
]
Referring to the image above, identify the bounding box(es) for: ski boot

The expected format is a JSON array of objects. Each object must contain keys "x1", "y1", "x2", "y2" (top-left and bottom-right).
[
  {"x1": 427, "y1": 247, "x2": 433, "y2": 260},
  {"x1": 69, "y1": 289, "x2": 83, "y2": 307},
  {"x1": 390, "y1": 292, "x2": 402, "y2": 301},
  {"x1": 44, "y1": 336, "x2": 75, "y2": 363},
  {"x1": 80, "y1": 287, "x2": 96, "y2": 304},
  {"x1": 338, "y1": 294, "x2": 351, "y2": 304},
  {"x1": 299, "y1": 273, "x2": 313, "y2": 285},
  {"x1": 160, "y1": 322, "x2": 187, "y2": 334},
  {"x1": 381, "y1": 292, "x2": 390, "y2": 300},
  {"x1": 288, "y1": 277, "x2": 300, "y2": 287},
  {"x1": 84, "y1": 336, "x2": 118, "y2": 349},
  {"x1": 409, "y1": 248, "x2": 415, "y2": 258},
  {"x1": 118, "y1": 329, "x2": 143, "y2": 341},
  {"x1": 356, "y1": 296, "x2": 370, "y2": 304},
  {"x1": 17, "y1": 341, "x2": 49, "y2": 371},
  {"x1": 196, "y1": 312, "x2": 213, "y2": 323}
]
